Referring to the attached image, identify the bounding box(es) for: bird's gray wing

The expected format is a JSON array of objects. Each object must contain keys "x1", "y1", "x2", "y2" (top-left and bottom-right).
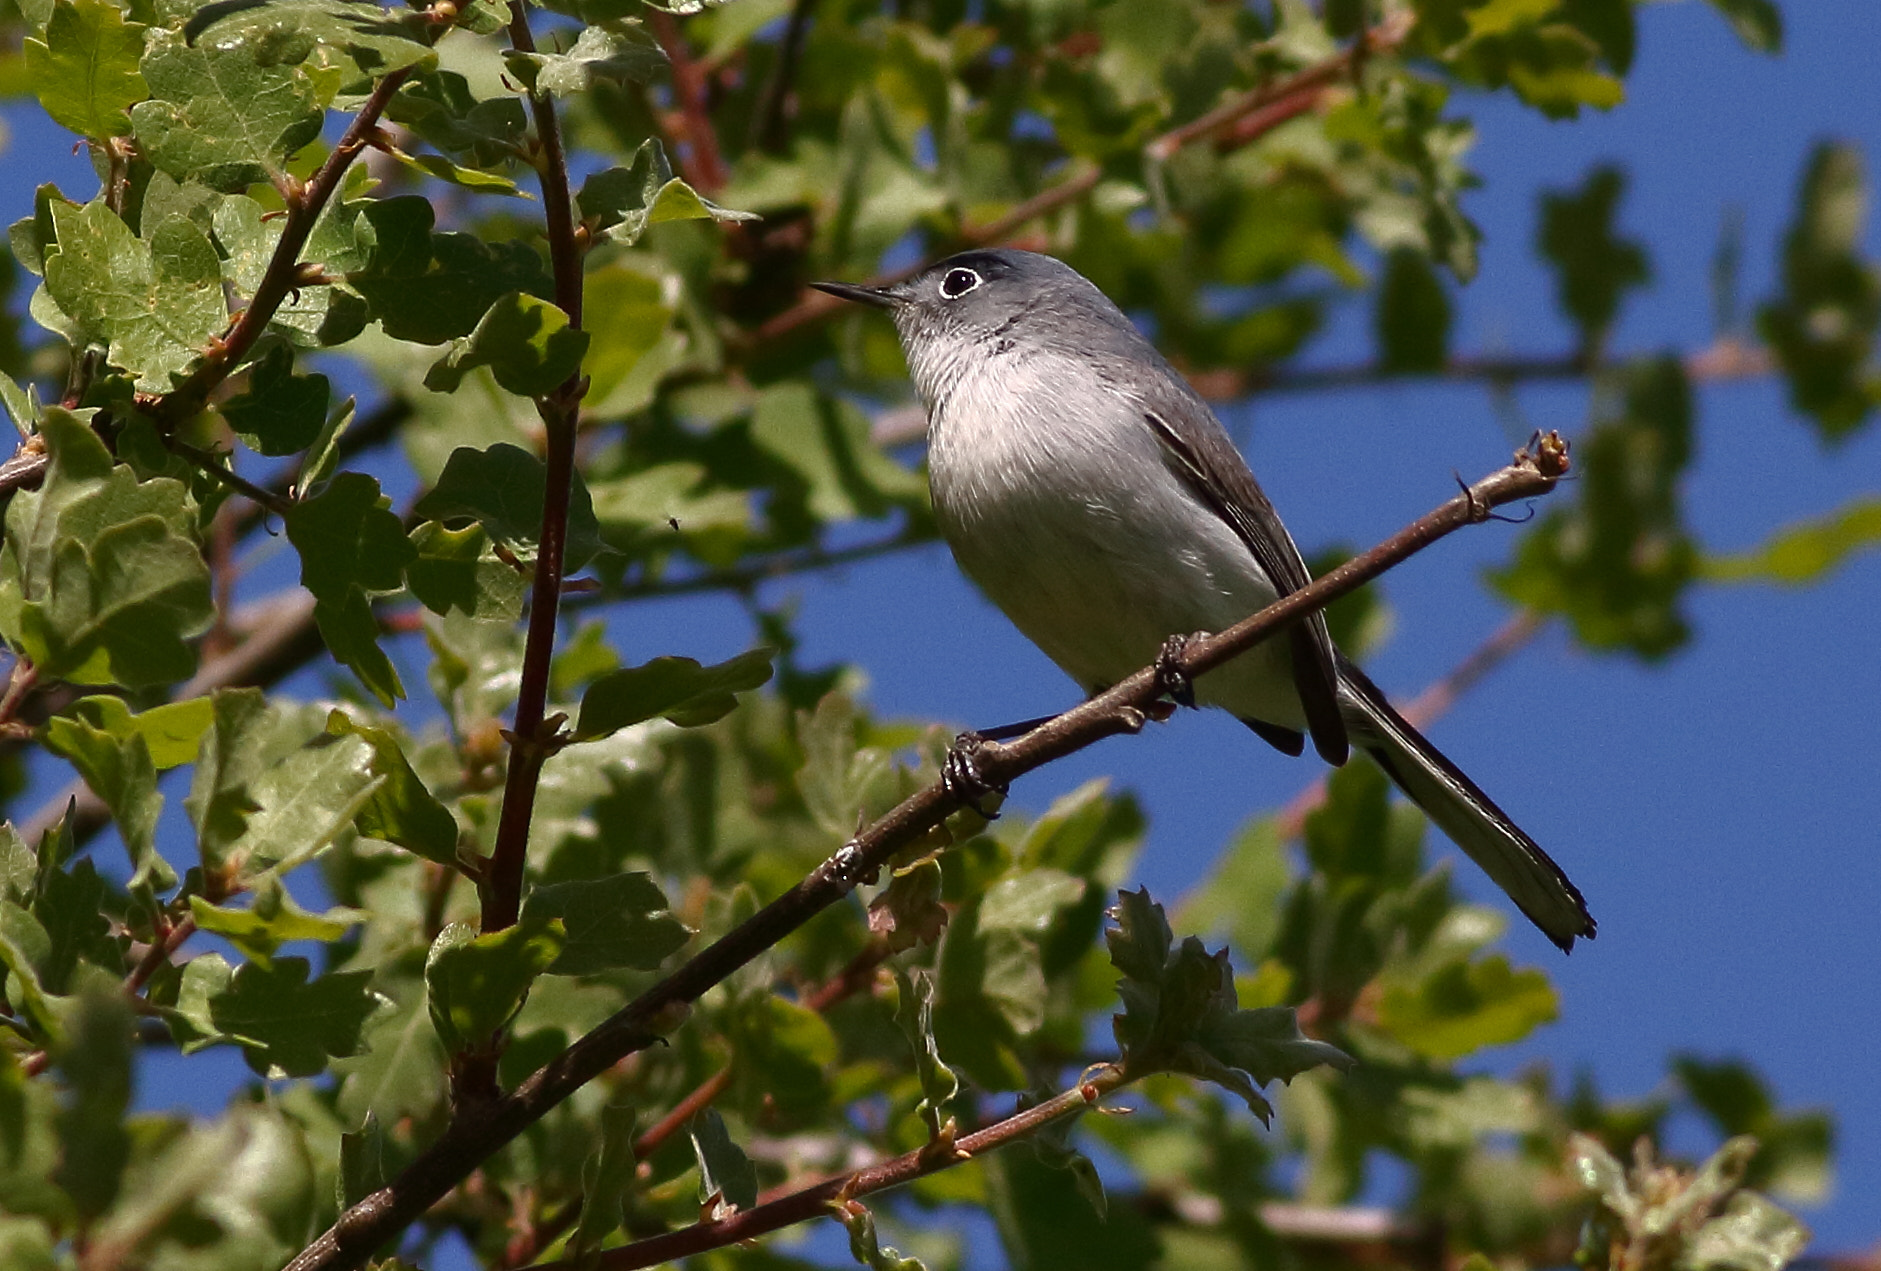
[{"x1": 1141, "y1": 398, "x2": 1349, "y2": 766}]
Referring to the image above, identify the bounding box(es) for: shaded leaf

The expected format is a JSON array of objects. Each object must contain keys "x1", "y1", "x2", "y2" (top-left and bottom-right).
[
  {"x1": 424, "y1": 916, "x2": 564, "y2": 1050},
  {"x1": 412, "y1": 442, "x2": 604, "y2": 571},
  {"x1": 327, "y1": 710, "x2": 459, "y2": 864},
  {"x1": 220, "y1": 340, "x2": 331, "y2": 456},
  {"x1": 1376, "y1": 248, "x2": 1451, "y2": 372},
  {"x1": 171, "y1": 953, "x2": 386, "y2": 1077},
  {"x1": 344, "y1": 196, "x2": 552, "y2": 344},
  {"x1": 1378, "y1": 953, "x2": 1559, "y2": 1060},
  {"x1": 502, "y1": 21, "x2": 663, "y2": 97},
  {"x1": 1704, "y1": 0, "x2": 1782, "y2": 54},
  {"x1": 574, "y1": 648, "x2": 774, "y2": 741},
  {"x1": 688, "y1": 1109, "x2": 757, "y2": 1215},
  {"x1": 892, "y1": 968, "x2": 957, "y2": 1141},
  {"x1": 1537, "y1": 165, "x2": 1649, "y2": 348},
  {"x1": 423, "y1": 291, "x2": 589, "y2": 398},
  {"x1": 407, "y1": 521, "x2": 527, "y2": 621},
  {"x1": 571, "y1": 1102, "x2": 637, "y2": 1255},
  {"x1": 188, "y1": 874, "x2": 366, "y2": 964},
  {"x1": 521, "y1": 872, "x2": 690, "y2": 975}
]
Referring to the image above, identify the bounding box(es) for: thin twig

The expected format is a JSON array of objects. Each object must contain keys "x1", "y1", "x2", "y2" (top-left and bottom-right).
[
  {"x1": 280, "y1": 438, "x2": 1568, "y2": 1271},
  {"x1": 533, "y1": 1066, "x2": 1128, "y2": 1271},
  {"x1": 751, "y1": 0, "x2": 817, "y2": 153}
]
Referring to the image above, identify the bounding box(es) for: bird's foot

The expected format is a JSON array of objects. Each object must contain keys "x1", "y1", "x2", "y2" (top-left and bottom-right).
[
  {"x1": 942, "y1": 731, "x2": 1008, "y2": 818},
  {"x1": 1155, "y1": 634, "x2": 1199, "y2": 709}
]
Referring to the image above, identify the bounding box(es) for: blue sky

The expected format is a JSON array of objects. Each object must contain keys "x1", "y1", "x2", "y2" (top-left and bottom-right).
[{"x1": 4, "y1": 0, "x2": 1878, "y2": 1256}]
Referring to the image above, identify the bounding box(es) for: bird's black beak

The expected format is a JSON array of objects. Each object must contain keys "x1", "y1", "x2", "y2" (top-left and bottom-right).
[{"x1": 809, "y1": 279, "x2": 901, "y2": 309}]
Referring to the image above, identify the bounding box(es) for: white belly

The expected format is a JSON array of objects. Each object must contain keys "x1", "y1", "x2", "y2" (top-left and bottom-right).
[{"x1": 922, "y1": 352, "x2": 1308, "y2": 731}]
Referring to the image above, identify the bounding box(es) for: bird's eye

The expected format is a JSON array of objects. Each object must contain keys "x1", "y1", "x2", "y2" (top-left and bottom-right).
[{"x1": 938, "y1": 267, "x2": 982, "y2": 300}]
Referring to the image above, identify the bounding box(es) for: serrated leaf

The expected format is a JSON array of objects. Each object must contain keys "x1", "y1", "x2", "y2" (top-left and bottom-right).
[
  {"x1": 41, "y1": 200, "x2": 227, "y2": 389},
  {"x1": 170, "y1": 952, "x2": 385, "y2": 1076},
  {"x1": 344, "y1": 195, "x2": 553, "y2": 344},
  {"x1": 423, "y1": 291, "x2": 589, "y2": 398},
  {"x1": 0, "y1": 411, "x2": 213, "y2": 689},
  {"x1": 571, "y1": 1102, "x2": 637, "y2": 1255},
  {"x1": 688, "y1": 1109, "x2": 757, "y2": 1215},
  {"x1": 217, "y1": 731, "x2": 380, "y2": 875},
  {"x1": 1107, "y1": 888, "x2": 1349, "y2": 1124},
  {"x1": 220, "y1": 340, "x2": 331, "y2": 456},
  {"x1": 325, "y1": 710, "x2": 460, "y2": 864},
  {"x1": 40, "y1": 708, "x2": 170, "y2": 892},
  {"x1": 424, "y1": 916, "x2": 564, "y2": 1051},
  {"x1": 412, "y1": 442, "x2": 603, "y2": 571},
  {"x1": 188, "y1": 874, "x2": 365, "y2": 964},
  {"x1": 130, "y1": 29, "x2": 324, "y2": 191},
  {"x1": 285, "y1": 471, "x2": 416, "y2": 705},
  {"x1": 573, "y1": 647, "x2": 774, "y2": 741},
  {"x1": 519, "y1": 872, "x2": 689, "y2": 975},
  {"x1": 24, "y1": 0, "x2": 148, "y2": 140},
  {"x1": 502, "y1": 21, "x2": 664, "y2": 97}
]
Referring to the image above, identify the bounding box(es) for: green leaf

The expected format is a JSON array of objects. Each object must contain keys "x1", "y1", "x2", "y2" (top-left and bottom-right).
[
  {"x1": 215, "y1": 731, "x2": 379, "y2": 875},
  {"x1": 750, "y1": 384, "x2": 925, "y2": 524},
  {"x1": 570, "y1": 1102, "x2": 637, "y2": 1255},
  {"x1": 833, "y1": 1198, "x2": 926, "y2": 1271},
  {"x1": 1704, "y1": 496, "x2": 1881, "y2": 587},
  {"x1": 39, "y1": 708, "x2": 171, "y2": 893},
  {"x1": 576, "y1": 138, "x2": 756, "y2": 247},
  {"x1": 502, "y1": 20, "x2": 664, "y2": 97},
  {"x1": 220, "y1": 340, "x2": 331, "y2": 456},
  {"x1": 188, "y1": 875, "x2": 365, "y2": 964},
  {"x1": 573, "y1": 648, "x2": 774, "y2": 741},
  {"x1": 1757, "y1": 142, "x2": 1880, "y2": 441},
  {"x1": 892, "y1": 968, "x2": 957, "y2": 1142},
  {"x1": 62, "y1": 693, "x2": 214, "y2": 769},
  {"x1": 345, "y1": 196, "x2": 553, "y2": 344},
  {"x1": 519, "y1": 872, "x2": 689, "y2": 975},
  {"x1": 381, "y1": 146, "x2": 526, "y2": 197},
  {"x1": 24, "y1": 0, "x2": 148, "y2": 140},
  {"x1": 423, "y1": 291, "x2": 590, "y2": 398},
  {"x1": 405, "y1": 521, "x2": 527, "y2": 621},
  {"x1": 41, "y1": 200, "x2": 227, "y2": 389},
  {"x1": 0, "y1": 410, "x2": 213, "y2": 688},
  {"x1": 1704, "y1": 0, "x2": 1782, "y2": 54},
  {"x1": 1377, "y1": 953, "x2": 1559, "y2": 1060},
  {"x1": 866, "y1": 857, "x2": 948, "y2": 953},
  {"x1": 31, "y1": 860, "x2": 118, "y2": 996},
  {"x1": 130, "y1": 29, "x2": 324, "y2": 192},
  {"x1": 171, "y1": 953, "x2": 386, "y2": 1077},
  {"x1": 326, "y1": 710, "x2": 460, "y2": 865},
  {"x1": 424, "y1": 916, "x2": 565, "y2": 1051},
  {"x1": 52, "y1": 983, "x2": 133, "y2": 1219},
  {"x1": 1537, "y1": 165, "x2": 1650, "y2": 348},
  {"x1": 285, "y1": 471, "x2": 417, "y2": 704},
  {"x1": 387, "y1": 70, "x2": 528, "y2": 167},
  {"x1": 0, "y1": 900, "x2": 60, "y2": 1038},
  {"x1": 978, "y1": 868, "x2": 1085, "y2": 934},
  {"x1": 183, "y1": 0, "x2": 439, "y2": 83},
  {"x1": 727, "y1": 991, "x2": 837, "y2": 1125},
  {"x1": 1376, "y1": 248, "x2": 1451, "y2": 373},
  {"x1": 1107, "y1": 888, "x2": 1350, "y2": 1124},
  {"x1": 1176, "y1": 815, "x2": 1290, "y2": 961},
  {"x1": 687, "y1": 1109, "x2": 757, "y2": 1214},
  {"x1": 1493, "y1": 355, "x2": 1696, "y2": 657},
  {"x1": 412, "y1": 442, "x2": 604, "y2": 571}
]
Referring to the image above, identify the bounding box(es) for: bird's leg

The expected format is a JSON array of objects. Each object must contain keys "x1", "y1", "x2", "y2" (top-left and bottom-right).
[
  {"x1": 942, "y1": 731, "x2": 1008, "y2": 818},
  {"x1": 1155, "y1": 634, "x2": 1199, "y2": 709}
]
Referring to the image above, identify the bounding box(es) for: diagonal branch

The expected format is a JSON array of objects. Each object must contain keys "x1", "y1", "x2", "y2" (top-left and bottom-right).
[{"x1": 280, "y1": 435, "x2": 1569, "y2": 1271}]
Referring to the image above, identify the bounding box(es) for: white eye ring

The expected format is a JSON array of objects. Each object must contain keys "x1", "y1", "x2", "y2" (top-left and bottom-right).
[{"x1": 938, "y1": 267, "x2": 982, "y2": 300}]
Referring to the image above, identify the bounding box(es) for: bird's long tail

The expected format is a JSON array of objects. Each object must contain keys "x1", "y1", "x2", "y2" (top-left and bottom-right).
[{"x1": 1335, "y1": 654, "x2": 1595, "y2": 952}]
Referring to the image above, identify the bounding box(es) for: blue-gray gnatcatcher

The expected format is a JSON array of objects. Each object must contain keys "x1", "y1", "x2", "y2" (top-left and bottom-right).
[{"x1": 813, "y1": 249, "x2": 1594, "y2": 951}]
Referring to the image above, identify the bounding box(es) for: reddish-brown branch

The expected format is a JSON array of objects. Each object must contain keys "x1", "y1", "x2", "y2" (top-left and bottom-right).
[
  {"x1": 483, "y1": 5, "x2": 591, "y2": 936},
  {"x1": 648, "y1": 9, "x2": 728, "y2": 194},
  {"x1": 532, "y1": 1067, "x2": 1127, "y2": 1271},
  {"x1": 281, "y1": 440, "x2": 1567, "y2": 1271}
]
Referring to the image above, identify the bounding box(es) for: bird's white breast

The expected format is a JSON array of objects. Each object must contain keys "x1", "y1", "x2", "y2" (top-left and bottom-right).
[{"x1": 914, "y1": 341, "x2": 1304, "y2": 727}]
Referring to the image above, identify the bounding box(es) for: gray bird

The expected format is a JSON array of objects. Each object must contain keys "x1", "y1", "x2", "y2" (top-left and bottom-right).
[{"x1": 813, "y1": 249, "x2": 1594, "y2": 951}]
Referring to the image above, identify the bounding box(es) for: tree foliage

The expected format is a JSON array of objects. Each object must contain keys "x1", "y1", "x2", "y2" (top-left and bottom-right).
[{"x1": 0, "y1": 0, "x2": 1871, "y2": 1268}]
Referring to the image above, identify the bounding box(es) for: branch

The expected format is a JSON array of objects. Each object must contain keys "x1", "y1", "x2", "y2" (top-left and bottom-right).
[
  {"x1": 482, "y1": 5, "x2": 592, "y2": 939},
  {"x1": 647, "y1": 9, "x2": 728, "y2": 193},
  {"x1": 280, "y1": 437, "x2": 1568, "y2": 1271},
  {"x1": 538, "y1": 1066, "x2": 1129, "y2": 1271},
  {"x1": 750, "y1": 0, "x2": 817, "y2": 153}
]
